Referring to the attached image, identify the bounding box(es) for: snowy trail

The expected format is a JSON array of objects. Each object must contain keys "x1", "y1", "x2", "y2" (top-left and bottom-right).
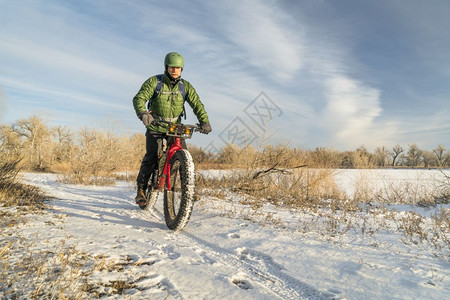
[
  {"x1": 15, "y1": 173, "x2": 450, "y2": 299},
  {"x1": 94, "y1": 195, "x2": 326, "y2": 299},
  {"x1": 18, "y1": 172, "x2": 323, "y2": 299},
  {"x1": 20, "y1": 173, "x2": 328, "y2": 299},
  {"x1": 118, "y1": 195, "x2": 325, "y2": 298}
]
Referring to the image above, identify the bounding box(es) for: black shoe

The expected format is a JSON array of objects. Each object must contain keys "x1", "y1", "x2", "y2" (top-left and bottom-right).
[{"x1": 135, "y1": 189, "x2": 147, "y2": 205}]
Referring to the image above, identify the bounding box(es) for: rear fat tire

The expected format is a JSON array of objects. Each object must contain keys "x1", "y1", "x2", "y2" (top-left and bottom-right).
[
  {"x1": 138, "y1": 172, "x2": 160, "y2": 210},
  {"x1": 164, "y1": 149, "x2": 195, "y2": 231},
  {"x1": 144, "y1": 188, "x2": 159, "y2": 210}
]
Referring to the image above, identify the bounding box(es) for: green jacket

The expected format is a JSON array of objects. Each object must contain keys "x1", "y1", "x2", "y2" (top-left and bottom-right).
[{"x1": 133, "y1": 74, "x2": 209, "y2": 133}]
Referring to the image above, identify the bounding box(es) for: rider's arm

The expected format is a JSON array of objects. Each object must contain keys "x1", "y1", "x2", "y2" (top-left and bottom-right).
[
  {"x1": 132, "y1": 76, "x2": 157, "y2": 117},
  {"x1": 183, "y1": 80, "x2": 209, "y2": 124}
]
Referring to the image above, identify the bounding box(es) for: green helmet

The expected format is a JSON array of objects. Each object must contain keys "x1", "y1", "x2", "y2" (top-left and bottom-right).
[{"x1": 164, "y1": 52, "x2": 184, "y2": 68}]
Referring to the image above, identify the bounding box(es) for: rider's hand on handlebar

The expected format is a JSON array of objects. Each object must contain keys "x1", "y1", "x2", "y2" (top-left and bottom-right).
[
  {"x1": 139, "y1": 111, "x2": 154, "y2": 127},
  {"x1": 199, "y1": 122, "x2": 212, "y2": 134}
]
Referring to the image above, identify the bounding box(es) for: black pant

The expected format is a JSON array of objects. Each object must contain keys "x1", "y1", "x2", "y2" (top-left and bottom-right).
[{"x1": 136, "y1": 130, "x2": 186, "y2": 190}]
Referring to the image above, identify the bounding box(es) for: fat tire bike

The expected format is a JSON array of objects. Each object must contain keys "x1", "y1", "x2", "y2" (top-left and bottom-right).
[{"x1": 139, "y1": 121, "x2": 202, "y2": 231}]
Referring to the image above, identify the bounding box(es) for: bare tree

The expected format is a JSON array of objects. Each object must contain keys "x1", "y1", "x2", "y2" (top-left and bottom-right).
[
  {"x1": 406, "y1": 144, "x2": 423, "y2": 167},
  {"x1": 308, "y1": 147, "x2": 341, "y2": 168},
  {"x1": 373, "y1": 146, "x2": 389, "y2": 167},
  {"x1": 422, "y1": 150, "x2": 437, "y2": 168},
  {"x1": 66, "y1": 128, "x2": 129, "y2": 182},
  {"x1": 339, "y1": 151, "x2": 355, "y2": 169},
  {"x1": 390, "y1": 144, "x2": 404, "y2": 167},
  {"x1": 433, "y1": 145, "x2": 446, "y2": 167},
  {"x1": 53, "y1": 125, "x2": 74, "y2": 164},
  {"x1": 0, "y1": 124, "x2": 22, "y2": 156},
  {"x1": 443, "y1": 151, "x2": 450, "y2": 168},
  {"x1": 354, "y1": 145, "x2": 372, "y2": 168},
  {"x1": 11, "y1": 116, "x2": 55, "y2": 170}
]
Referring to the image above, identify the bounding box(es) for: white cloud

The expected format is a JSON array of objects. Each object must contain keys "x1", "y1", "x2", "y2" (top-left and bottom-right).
[
  {"x1": 209, "y1": 1, "x2": 305, "y2": 81},
  {"x1": 321, "y1": 76, "x2": 384, "y2": 148},
  {"x1": 1, "y1": 1, "x2": 447, "y2": 150}
]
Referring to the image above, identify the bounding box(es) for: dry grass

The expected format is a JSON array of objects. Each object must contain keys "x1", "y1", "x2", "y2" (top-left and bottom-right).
[
  {"x1": 429, "y1": 208, "x2": 450, "y2": 255},
  {"x1": 0, "y1": 208, "x2": 145, "y2": 298},
  {"x1": 114, "y1": 171, "x2": 138, "y2": 182},
  {"x1": 0, "y1": 237, "x2": 91, "y2": 299},
  {"x1": 0, "y1": 231, "x2": 142, "y2": 298},
  {"x1": 0, "y1": 156, "x2": 46, "y2": 208},
  {"x1": 0, "y1": 154, "x2": 140, "y2": 298},
  {"x1": 196, "y1": 144, "x2": 346, "y2": 211}
]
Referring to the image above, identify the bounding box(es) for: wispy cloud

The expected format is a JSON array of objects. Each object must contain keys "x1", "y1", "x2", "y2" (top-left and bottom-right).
[
  {"x1": 0, "y1": 77, "x2": 129, "y2": 111},
  {"x1": 321, "y1": 76, "x2": 383, "y2": 148},
  {"x1": 207, "y1": 1, "x2": 305, "y2": 82},
  {"x1": 1, "y1": 0, "x2": 448, "y2": 150},
  {"x1": 0, "y1": 38, "x2": 142, "y2": 86}
]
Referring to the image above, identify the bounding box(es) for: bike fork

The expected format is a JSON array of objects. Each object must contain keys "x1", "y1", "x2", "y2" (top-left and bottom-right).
[{"x1": 158, "y1": 137, "x2": 184, "y2": 191}]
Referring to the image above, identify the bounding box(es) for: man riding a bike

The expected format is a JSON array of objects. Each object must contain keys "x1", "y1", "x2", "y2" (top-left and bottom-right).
[{"x1": 132, "y1": 52, "x2": 212, "y2": 206}]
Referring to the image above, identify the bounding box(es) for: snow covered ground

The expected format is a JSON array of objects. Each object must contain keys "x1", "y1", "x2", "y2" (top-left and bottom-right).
[{"x1": 2, "y1": 170, "x2": 449, "y2": 299}]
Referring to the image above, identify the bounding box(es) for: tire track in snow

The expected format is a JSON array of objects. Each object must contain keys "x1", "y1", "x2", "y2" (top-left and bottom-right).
[
  {"x1": 122, "y1": 198, "x2": 328, "y2": 299},
  {"x1": 122, "y1": 204, "x2": 322, "y2": 299},
  {"x1": 180, "y1": 230, "x2": 328, "y2": 300},
  {"x1": 28, "y1": 173, "x2": 323, "y2": 299}
]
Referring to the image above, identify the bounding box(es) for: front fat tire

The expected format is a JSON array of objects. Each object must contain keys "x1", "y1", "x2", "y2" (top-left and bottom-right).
[{"x1": 164, "y1": 149, "x2": 195, "y2": 231}]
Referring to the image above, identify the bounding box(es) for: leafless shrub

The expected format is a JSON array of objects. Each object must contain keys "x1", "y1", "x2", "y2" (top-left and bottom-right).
[
  {"x1": 198, "y1": 144, "x2": 345, "y2": 210},
  {"x1": 436, "y1": 171, "x2": 450, "y2": 204},
  {"x1": 397, "y1": 212, "x2": 428, "y2": 245},
  {"x1": 59, "y1": 129, "x2": 143, "y2": 185},
  {"x1": 306, "y1": 147, "x2": 341, "y2": 168},
  {"x1": 0, "y1": 155, "x2": 45, "y2": 207},
  {"x1": 353, "y1": 171, "x2": 379, "y2": 203},
  {"x1": 188, "y1": 143, "x2": 216, "y2": 165},
  {"x1": 429, "y1": 208, "x2": 450, "y2": 257},
  {"x1": 373, "y1": 146, "x2": 390, "y2": 167},
  {"x1": 1, "y1": 116, "x2": 145, "y2": 182}
]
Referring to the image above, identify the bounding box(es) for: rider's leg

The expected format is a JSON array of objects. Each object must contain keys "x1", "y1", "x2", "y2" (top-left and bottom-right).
[{"x1": 135, "y1": 131, "x2": 159, "y2": 203}]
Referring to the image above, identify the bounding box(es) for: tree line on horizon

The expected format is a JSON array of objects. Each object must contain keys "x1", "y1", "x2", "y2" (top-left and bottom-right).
[{"x1": 0, "y1": 116, "x2": 449, "y2": 175}]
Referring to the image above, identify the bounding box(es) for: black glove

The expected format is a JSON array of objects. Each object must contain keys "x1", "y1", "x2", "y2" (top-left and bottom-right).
[
  {"x1": 199, "y1": 122, "x2": 212, "y2": 134},
  {"x1": 139, "y1": 111, "x2": 154, "y2": 127}
]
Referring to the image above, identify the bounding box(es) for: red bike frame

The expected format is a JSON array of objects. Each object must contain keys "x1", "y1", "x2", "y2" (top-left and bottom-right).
[
  {"x1": 153, "y1": 121, "x2": 198, "y2": 192},
  {"x1": 157, "y1": 137, "x2": 183, "y2": 191}
]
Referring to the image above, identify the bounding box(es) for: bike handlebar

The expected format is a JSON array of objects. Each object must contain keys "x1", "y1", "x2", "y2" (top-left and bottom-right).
[{"x1": 152, "y1": 120, "x2": 204, "y2": 138}]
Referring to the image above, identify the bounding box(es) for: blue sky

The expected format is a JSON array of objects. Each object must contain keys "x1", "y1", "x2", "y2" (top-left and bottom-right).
[{"x1": 1, "y1": 0, "x2": 449, "y2": 151}]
